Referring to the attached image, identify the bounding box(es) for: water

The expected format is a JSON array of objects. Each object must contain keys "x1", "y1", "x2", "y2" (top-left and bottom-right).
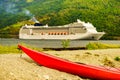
[{"x1": 0, "y1": 38, "x2": 120, "y2": 48}]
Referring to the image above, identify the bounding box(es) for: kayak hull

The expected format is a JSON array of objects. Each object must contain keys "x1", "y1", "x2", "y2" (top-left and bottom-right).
[{"x1": 18, "y1": 45, "x2": 120, "y2": 79}]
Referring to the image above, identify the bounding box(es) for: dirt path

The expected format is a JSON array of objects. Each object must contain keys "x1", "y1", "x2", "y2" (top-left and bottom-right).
[{"x1": 0, "y1": 49, "x2": 120, "y2": 80}]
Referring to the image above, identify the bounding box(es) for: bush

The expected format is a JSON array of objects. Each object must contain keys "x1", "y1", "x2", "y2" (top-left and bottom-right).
[
  {"x1": 114, "y1": 57, "x2": 120, "y2": 61},
  {"x1": 86, "y1": 42, "x2": 120, "y2": 50},
  {"x1": 61, "y1": 39, "x2": 70, "y2": 48}
]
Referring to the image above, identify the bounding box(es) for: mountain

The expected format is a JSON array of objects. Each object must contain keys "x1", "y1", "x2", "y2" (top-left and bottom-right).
[{"x1": 0, "y1": 0, "x2": 120, "y2": 39}]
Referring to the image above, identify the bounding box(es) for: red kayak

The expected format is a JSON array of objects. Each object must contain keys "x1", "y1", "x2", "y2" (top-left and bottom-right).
[{"x1": 18, "y1": 44, "x2": 120, "y2": 80}]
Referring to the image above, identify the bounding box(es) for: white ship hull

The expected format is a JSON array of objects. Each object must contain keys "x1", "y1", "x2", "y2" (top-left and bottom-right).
[{"x1": 19, "y1": 32, "x2": 105, "y2": 40}]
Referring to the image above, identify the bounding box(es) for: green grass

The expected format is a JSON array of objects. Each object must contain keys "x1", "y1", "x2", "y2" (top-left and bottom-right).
[
  {"x1": 114, "y1": 57, "x2": 120, "y2": 61},
  {"x1": 0, "y1": 43, "x2": 43, "y2": 54},
  {"x1": 61, "y1": 39, "x2": 70, "y2": 48},
  {"x1": 1, "y1": 42, "x2": 120, "y2": 54},
  {"x1": 0, "y1": 45, "x2": 21, "y2": 54},
  {"x1": 86, "y1": 42, "x2": 120, "y2": 50}
]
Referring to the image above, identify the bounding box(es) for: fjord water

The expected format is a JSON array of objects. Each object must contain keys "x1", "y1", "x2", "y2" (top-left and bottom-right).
[{"x1": 1, "y1": 38, "x2": 120, "y2": 48}]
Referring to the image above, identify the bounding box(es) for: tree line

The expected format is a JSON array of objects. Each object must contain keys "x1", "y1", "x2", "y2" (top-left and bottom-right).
[{"x1": 0, "y1": 0, "x2": 119, "y2": 39}]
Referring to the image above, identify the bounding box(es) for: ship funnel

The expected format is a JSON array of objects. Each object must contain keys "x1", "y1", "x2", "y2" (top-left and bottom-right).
[
  {"x1": 77, "y1": 19, "x2": 82, "y2": 23},
  {"x1": 77, "y1": 19, "x2": 85, "y2": 24},
  {"x1": 30, "y1": 16, "x2": 39, "y2": 23}
]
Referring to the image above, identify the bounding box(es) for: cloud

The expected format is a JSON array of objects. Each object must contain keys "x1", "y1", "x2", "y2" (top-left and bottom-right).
[{"x1": 22, "y1": 9, "x2": 34, "y2": 17}]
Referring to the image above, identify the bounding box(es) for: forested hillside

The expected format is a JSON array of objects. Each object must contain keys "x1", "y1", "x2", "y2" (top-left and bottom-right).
[{"x1": 0, "y1": 0, "x2": 120, "y2": 39}]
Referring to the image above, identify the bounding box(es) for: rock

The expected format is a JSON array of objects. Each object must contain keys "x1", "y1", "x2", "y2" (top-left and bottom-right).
[{"x1": 43, "y1": 75, "x2": 50, "y2": 80}]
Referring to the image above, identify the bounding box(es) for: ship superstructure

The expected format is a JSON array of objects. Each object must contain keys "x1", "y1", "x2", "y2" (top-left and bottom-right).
[{"x1": 19, "y1": 19, "x2": 105, "y2": 40}]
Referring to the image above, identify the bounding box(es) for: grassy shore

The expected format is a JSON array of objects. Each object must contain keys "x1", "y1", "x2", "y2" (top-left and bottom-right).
[
  {"x1": 0, "y1": 43, "x2": 43, "y2": 54},
  {"x1": 1, "y1": 42, "x2": 120, "y2": 63},
  {"x1": 1, "y1": 42, "x2": 120, "y2": 54}
]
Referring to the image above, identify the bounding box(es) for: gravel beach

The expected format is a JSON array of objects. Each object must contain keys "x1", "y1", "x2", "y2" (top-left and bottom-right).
[{"x1": 0, "y1": 49, "x2": 120, "y2": 80}]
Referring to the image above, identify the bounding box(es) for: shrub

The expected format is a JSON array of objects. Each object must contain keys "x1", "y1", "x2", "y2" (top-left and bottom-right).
[
  {"x1": 61, "y1": 39, "x2": 70, "y2": 48},
  {"x1": 114, "y1": 57, "x2": 120, "y2": 61},
  {"x1": 86, "y1": 42, "x2": 120, "y2": 50}
]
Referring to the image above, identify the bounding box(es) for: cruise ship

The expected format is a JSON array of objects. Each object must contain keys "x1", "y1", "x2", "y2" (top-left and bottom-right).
[{"x1": 19, "y1": 19, "x2": 105, "y2": 40}]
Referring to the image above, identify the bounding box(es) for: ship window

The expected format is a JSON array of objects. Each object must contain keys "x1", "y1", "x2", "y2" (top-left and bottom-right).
[
  {"x1": 64, "y1": 32, "x2": 68, "y2": 35},
  {"x1": 70, "y1": 32, "x2": 74, "y2": 34},
  {"x1": 31, "y1": 33, "x2": 33, "y2": 35},
  {"x1": 92, "y1": 36, "x2": 94, "y2": 39},
  {"x1": 83, "y1": 28, "x2": 86, "y2": 30}
]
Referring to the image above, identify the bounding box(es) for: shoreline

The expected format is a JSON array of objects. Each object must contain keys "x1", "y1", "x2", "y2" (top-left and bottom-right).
[{"x1": 0, "y1": 49, "x2": 120, "y2": 80}]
